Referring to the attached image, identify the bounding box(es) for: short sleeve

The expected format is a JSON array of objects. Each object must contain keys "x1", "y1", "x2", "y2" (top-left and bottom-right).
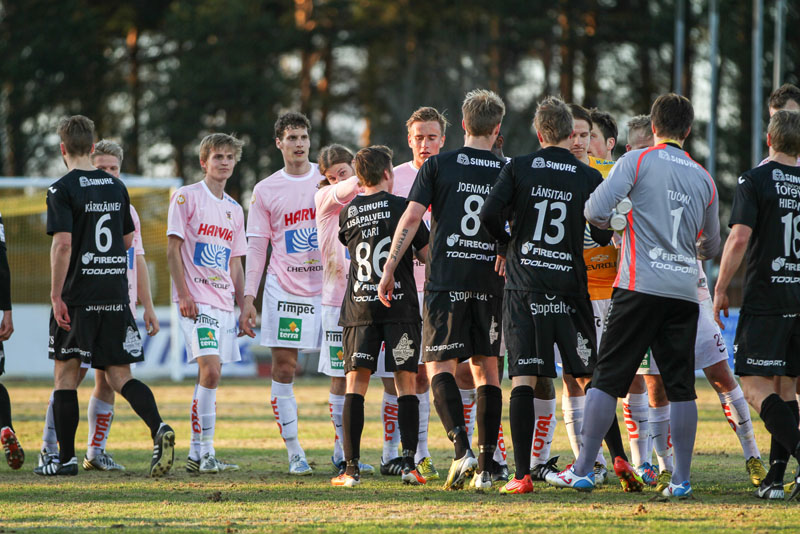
[
  {"x1": 130, "y1": 205, "x2": 145, "y2": 255},
  {"x1": 121, "y1": 186, "x2": 135, "y2": 236},
  {"x1": 729, "y1": 172, "x2": 758, "y2": 229},
  {"x1": 407, "y1": 156, "x2": 436, "y2": 209},
  {"x1": 232, "y1": 206, "x2": 248, "y2": 257},
  {"x1": 167, "y1": 187, "x2": 191, "y2": 239},
  {"x1": 46, "y1": 181, "x2": 73, "y2": 236},
  {"x1": 246, "y1": 186, "x2": 272, "y2": 239}
]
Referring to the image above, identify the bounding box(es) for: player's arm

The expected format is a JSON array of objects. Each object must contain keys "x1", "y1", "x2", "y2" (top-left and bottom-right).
[
  {"x1": 588, "y1": 223, "x2": 613, "y2": 246},
  {"x1": 242, "y1": 236, "x2": 268, "y2": 328},
  {"x1": 135, "y1": 255, "x2": 159, "y2": 336},
  {"x1": 585, "y1": 159, "x2": 635, "y2": 229},
  {"x1": 123, "y1": 232, "x2": 134, "y2": 250},
  {"x1": 713, "y1": 224, "x2": 752, "y2": 328},
  {"x1": 0, "y1": 221, "x2": 12, "y2": 342},
  {"x1": 167, "y1": 235, "x2": 197, "y2": 319},
  {"x1": 378, "y1": 201, "x2": 426, "y2": 306},
  {"x1": 413, "y1": 245, "x2": 429, "y2": 265},
  {"x1": 50, "y1": 232, "x2": 72, "y2": 331},
  {"x1": 231, "y1": 255, "x2": 253, "y2": 338},
  {"x1": 698, "y1": 187, "x2": 722, "y2": 260}
]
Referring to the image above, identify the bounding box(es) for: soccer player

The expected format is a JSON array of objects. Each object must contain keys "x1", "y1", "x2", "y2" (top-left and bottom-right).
[
  {"x1": 480, "y1": 96, "x2": 612, "y2": 494},
  {"x1": 241, "y1": 112, "x2": 322, "y2": 475},
  {"x1": 331, "y1": 146, "x2": 429, "y2": 488},
  {"x1": 625, "y1": 115, "x2": 655, "y2": 152},
  {"x1": 548, "y1": 94, "x2": 720, "y2": 497},
  {"x1": 379, "y1": 89, "x2": 506, "y2": 490},
  {"x1": 714, "y1": 110, "x2": 800, "y2": 500},
  {"x1": 314, "y1": 144, "x2": 377, "y2": 476},
  {"x1": 38, "y1": 115, "x2": 174, "y2": 477},
  {"x1": 167, "y1": 133, "x2": 247, "y2": 474},
  {"x1": 0, "y1": 208, "x2": 23, "y2": 470}
]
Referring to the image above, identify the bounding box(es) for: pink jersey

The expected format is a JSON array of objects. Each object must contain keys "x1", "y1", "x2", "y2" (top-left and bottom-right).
[
  {"x1": 315, "y1": 176, "x2": 361, "y2": 306},
  {"x1": 393, "y1": 161, "x2": 429, "y2": 292},
  {"x1": 247, "y1": 165, "x2": 323, "y2": 297},
  {"x1": 126, "y1": 205, "x2": 145, "y2": 316},
  {"x1": 167, "y1": 181, "x2": 246, "y2": 312}
]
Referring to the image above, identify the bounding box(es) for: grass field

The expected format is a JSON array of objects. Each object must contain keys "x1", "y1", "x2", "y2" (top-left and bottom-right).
[{"x1": 0, "y1": 378, "x2": 797, "y2": 533}]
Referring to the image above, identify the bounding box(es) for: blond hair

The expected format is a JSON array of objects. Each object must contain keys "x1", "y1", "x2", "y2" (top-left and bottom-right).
[
  {"x1": 91, "y1": 139, "x2": 124, "y2": 164},
  {"x1": 533, "y1": 96, "x2": 573, "y2": 144},
  {"x1": 462, "y1": 89, "x2": 505, "y2": 137},
  {"x1": 198, "y1": 133, "x2": 244, "y2": 163},
  {"x1": 406, "y1": 107, "x2": 449, "y2": 136}
]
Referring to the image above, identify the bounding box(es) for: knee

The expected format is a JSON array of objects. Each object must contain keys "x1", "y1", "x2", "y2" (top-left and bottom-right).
[
  {"x1": 562, "y1": 376, "x2": 583, "y2": 397},
  {"x1": 534, "y1": 377, "x2": 555, "y2": 399},
  {"x1": 272, "y1": 358, "x2": 296, "y2": 383},
  {"x1": 415, "y1": 366, "x2": 429, "y2": 392},
  {"x1": 330, "y1": 377, "x2": 346, "y2": 396},
  {"x1": 200, "y1": 367, "x2": 221, "y2": 389}
]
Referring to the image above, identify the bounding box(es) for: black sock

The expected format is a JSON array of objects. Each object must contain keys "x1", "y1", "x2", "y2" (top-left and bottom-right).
[
  {"x1": 343, "y1": 393, "x2": 364, "y2": 468},
  {"x1": 509, "y1": 385, "x2": 534, "y2": 479},
  {"x1": 431, "y1": 372, "x2": 470, "y2": 458},
  {"x1": 120, "y1": 379, "x2": 163, "y2": 439},
  {"x1": 53, "y1": 389, "x2": 79, "y2": 463},
  {"x1": 604, "y1": 414, "x2": 628, "y2": 463},
  {"x1": 0, "y1": 383, "x2": 12, "y2": 430},
  {"x1": 398, "y1": 394, "x2": 420, "y2": 456},
  {"x1": 763, "y1": 399, "x2": 798, "y2": 485},
  {"x1": 761, "y1": 394, "x2": 800, "y2": 464},
  {"x1": 476, "y1": 384, "x2": 503, "y2": 473}
]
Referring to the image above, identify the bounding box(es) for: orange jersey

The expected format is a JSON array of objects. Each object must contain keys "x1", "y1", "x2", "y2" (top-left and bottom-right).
[{"x1": 584, "y1": 157, "x2": 619, "y2": 300}]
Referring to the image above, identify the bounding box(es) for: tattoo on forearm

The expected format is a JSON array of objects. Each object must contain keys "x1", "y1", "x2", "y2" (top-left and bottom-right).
[{"x1": 391, "y1": 229, "x2": 409, "y2": 262}]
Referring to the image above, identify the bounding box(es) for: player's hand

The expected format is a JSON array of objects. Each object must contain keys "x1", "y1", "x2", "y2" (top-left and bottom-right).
[
  {"x1": 495, "y1": 254, "x2": 506, "y2": 277},
  {"x1": 52, "y1": 296, "x2": 71, "y2": 331},
  {"x1": 713, "y1": 291, "x2": 729, "y2": 329},
  {"x1": 238, "y1": 302, "x2": 257, "y2": 338},
  {"x1": 378, "y1": 272, "x2": 394, "y2": 308},
  {"x1": 0, "y1": 310, "x2": 13, "y2": 341},
  {"x1": 143, "y1": 307, "x2": 160, "y2": 336},
  {"x1": 179, "y1": 294, "x2": 198, "y2": 319}
]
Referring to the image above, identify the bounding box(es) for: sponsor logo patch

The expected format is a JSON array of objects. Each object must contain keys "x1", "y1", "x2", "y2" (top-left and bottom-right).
[
  {"x1": 278, "y1": 317, "x2": 302, "y2": 341},
  {"x1": 285, "y1": 228, "x2": 319, "y2": 253},
  {"x1": 576, "y1": 332, "x2": 591, "y2": 366},
  {"x1": 123, "y1": 326, "x2": 143, "y2": 357},
  {"x1": 197, "y1": 327, "x2": 219, "y2": 350},
  {"x1": 329, "y1": 346, "x2": 344, "y2": 370},
  {"x1": 392, "y1": 334, "x2": 415, "y2": 366},
  {"x1": 457, "y1": 153, "x2": 470, "y2": 165},
  {"x1": 192, "y1": 242, "x2": 231, "y2": 270},
  {"x1": 532, "y1": 157, "x2": 545, "y2": 169}
]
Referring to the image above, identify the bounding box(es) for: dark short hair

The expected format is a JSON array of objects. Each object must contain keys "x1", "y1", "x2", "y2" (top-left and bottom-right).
[
  {"x1": 590, "y1": 109, "x2": 618, "y2": 143},
  {"x1": 58, "y1": 115, "x2": 95, "y2": 156},
  {"x1": 651, "y1": 93, "x2": 693, "y2": 140},
  {"x1": 354, "y1": 145, "x2": 393, "y2": 187},
  {"x1": 568, "y1": 104, "x2": 593, "y2": 130},
  {"x1": 274, "y1": 112, "x2": 311, "y2": 140},
  {"x1": 769, "y1": 111, "x2": 800, "y2": 157},
  {"x1": 769, "y1": 83, "x2": 800, "y2": 111},
  {"x1": 534, "y1": 96, "x2": 573, "y2": 144}
]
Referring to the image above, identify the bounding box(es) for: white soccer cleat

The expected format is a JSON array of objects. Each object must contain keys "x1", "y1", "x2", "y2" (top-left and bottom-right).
[
  {"x1": 289, "y1": 454, "x2": 313, "y2": 476},
  {"x1": 546, "y1": 466, "x2": 596, "y2": 492}
]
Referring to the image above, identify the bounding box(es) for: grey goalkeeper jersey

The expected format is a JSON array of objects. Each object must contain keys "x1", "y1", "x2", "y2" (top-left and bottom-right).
[{"x1": 585, "y1": 143, "x2": 721, "y2": 303}]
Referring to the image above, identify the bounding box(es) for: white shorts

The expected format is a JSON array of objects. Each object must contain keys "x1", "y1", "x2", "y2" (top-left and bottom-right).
[
  {"x1": 260, "y1": 273, "x2": 322, "y2": 350},
  {"x1": 555, "y1": 298, "x2": 610, "y2": 367},
  {"x1": 318, "y1": 304, "x2": 394, "y2": 378},
  {"x1": 637, "y1": 299, "x2": 728, "y2": 374},
  {"x1": 179, "y1": 304, "x2": 241, "y2": 364}
]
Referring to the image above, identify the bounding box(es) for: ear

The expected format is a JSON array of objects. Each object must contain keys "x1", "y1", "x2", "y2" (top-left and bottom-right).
[
  {"x1": 461, "y1": 119, "x2": 467, "y2": 133},
  {"x1": 275, "y1": 137, "x2": 282, "y2": 150},
  {"x1": 536, "y1": 131, "x2": 544, "y2": 144},
  {"x1": 89, "y1": 143, "x2": 95, "y2": 155},
  {"x1": 60, "y1": 143, "x2": 67, "y2": 156},
  {"x1": 493, "y1": 123, "x2": 501, "y2": 137},
  {"x1": 766, "y1": 132, "x2": 773, "y2": 148},
  {"x1": 683, "y1": 126, "x2": 692, "y2": 140},
  {"x1": 626, "y1": 144, "x2": 632, "y2": 152},
  {"x1": 651, "y1": 123, "x2": 657, "y2": 134},
  {"x1": 607, "y1": 138, "x2": 616, "y2": 152},
  {"x1": 407, "y1": 133, "x2": 414, "y2": 149}
]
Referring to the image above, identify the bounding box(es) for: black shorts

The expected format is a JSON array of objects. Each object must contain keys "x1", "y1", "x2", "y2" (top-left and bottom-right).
[
  {"x1": 592, "y1": 288, "x2": 698, "y2": 402},
  {"x1": 422, "y1": 290, "x2": 502, "y2": 362},
  {"x1": 734, "y1": 312, "x2": 800, "y2": 377},
  {"x1": 504, "y1": 290, "x2": 596, "y2": 378},
  {"x1": 49, "y1": 304, "x2": 144, "y2": 370},
  {"x1": 343, "y1": 323, "x2": 421, "y2": 374},
  {"x1": 0, "y1": 342, "x2": 4, "y2": 376}
]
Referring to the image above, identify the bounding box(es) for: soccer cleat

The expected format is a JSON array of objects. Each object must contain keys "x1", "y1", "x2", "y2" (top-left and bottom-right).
[
  {"x1": 34, "y1": 456, "x2": 78, "y2": 476},
  {"x1": 416, "y1": 457, "x2": 439, "y2": 481},
  {"x1": 662, "y1": 480, "x2": 693, "y2": 498},
  {"x1": 216, "y1": 458, "x2": 240, "y2": 472},
  {"x1": 331, "y1": 473, "x2": 360, "y2": 487},
  {"x1": 289, "y1": 454, "x2": 313, "y2": 476},
  {"x1": 443, "y1": 450, "x2": 478, "y2": 490},
  {"x1": 499, "y1": 475, "x2": 534, "y2": 494},
  {"x1": 746, "y1": 457, "x2": 767, "y2": 487},
  {"x1": 545, "y1": 465, "x2": 595, "y2": 492},
  {"x1": 199, "y1": 453, "x2": 219, "y2": 474},
  {"x1": 1, "y1": 427, "x2": 24, "y2": 470},
  {"x1": 636, "y1": 462, "x2": 658, "y2": 487},
  {"x1": 380, "y1": 456, "x2": 403, "y2": 476},
  {"x1": 401, "y1": 466, "x2": 426, "y2": 486},
  {"x1": 186, "y1": 456, "x2": 200, "y2": 473},
  {"x1": 755, "y1": 481, "x2": 784, "y2": 500},
  {"x1": 613, "y1": 456, "x2": 644, "y2": 492},
  {"x1": 530, "y1": 456, "x2": 560, "y2": 482},
  {"x1": 470, "y1": 470, "x2": 493, "y2": 490},
  {"x1": 490, "y1": 462, "x2": 510, "y2": 485},
  {"x1": 593, "y1": 462, "x2": 608, "y2": 485},
  {"x1": 785, "y1": 480, "x2": 796, "y2": 495},
  {"x1": 37, "y1": 449, "x2": 59, "y2": 469},
  {"x1": 333, "y1": 456, "x2": 373, "y2": 476},
  {"x1": 82, "y1": 451, "x2": 125, "y2": 471},
  {"x1": 149, "y1": 424, "x2": 175, "y2": 478},
  {"x1": 788, "y1": 467, "x2": 800, "y2": 502}
]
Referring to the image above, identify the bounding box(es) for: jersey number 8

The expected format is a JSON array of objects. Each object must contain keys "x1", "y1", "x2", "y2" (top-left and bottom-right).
[{"x1": 355, "y1": 236, "x2": 391, "y2": 282}]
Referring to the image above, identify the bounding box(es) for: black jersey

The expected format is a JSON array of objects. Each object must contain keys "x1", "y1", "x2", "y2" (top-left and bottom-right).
[
  {"x1": 0, "y1": 212, "x2": 10, "y2": 310},
  {"x1": 407, "y1": 147, "x2": 505, "y2": 295},
  {"x1": 46, "y1": 169, "x2": 134, "y2": 306},
  {"x1": 338, "y1": 191, "x2": 429, "y2": 326},
  {"x1": 730, "y1": 161, "x2": 800, "y2": 315},
  {"x1": 481, "y1": 146, "x2": 611, "y2": 296}
]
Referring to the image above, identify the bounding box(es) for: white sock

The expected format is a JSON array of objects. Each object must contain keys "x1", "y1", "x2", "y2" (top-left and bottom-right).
[
  {"x1": 562, "y1": 392, "x2": 585, "y2": 460},
  {"x1": 197, "y1": 385, "x2": 217, "y2": 457},
  {"x1": 494, "y1": 423, "x2": 508, "y2": 465},
  {"x1": 271, "y1": 380, "x2": 304, "y2": 460},
  {"x1": 189, "y1": 383, "x2": 201, "y2": 461},
  {"x1": 329, "y1": 393, "x2": 345, "y2": 464},
  {"x1": 531, "y1": 398, "x2": 557, "y2": 467},
  {"x1": 415, "y1": 392, "x2": 431, "y2": 463},
  {"x1": 649, "y1": 405, "x2": 674, "y2": 472},
  {"x1": 42, "y1": 391, "x2": 58, "y2": 454},
  {"x1": 87, "y1": 396, "x2": 114, "y2": 460},
  {"x1": 624, "y1": 392, "x2": 650, "y2": 467},
  {"x1": 719, "y1": 385, "x2": 760, "y2": 460},
  {"x1": 382, "y1": 392, "x2": 401, "y2": 463},
  {"x1": 460, "y1": 388, "x2": 477, "y2": 446}
]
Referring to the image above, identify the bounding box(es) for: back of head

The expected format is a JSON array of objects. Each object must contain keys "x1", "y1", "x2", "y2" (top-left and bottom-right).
[
  {"x1": 355, "y1": 145, "x2": 393, "y2": 187},
  {"x1": 568, "y1": 104, "x2": 593, "y2": 130},
  {"x1": 769, "y1": 83, "x2": 800, "y2": 112},
  {"x1": 199, "y1": 133, "x2": 244, "y2": 163},
  {"x1": 626, "y1": 114, "x2": 654, "y2": 149},
  {"x1": 590, "y1": 109, "x2": 618, "y2": 145},
  {"x1": 274, "y1": 112, "x2": 311, "y2": 140},
  {"x1": 534, "y1": 96, "x2": 573, "y2": 145},
  {"x1": 650, "y1": 93, "x2": 693, "y2": 140},
  {"x1": 769, "y1": 110, "x2": 800, "y2": 158},
  {"x1": 92, "y1": 139, "x2": 124, "y2": 165},
  {"x1": 462, "y1": 89, "x2": 505, "y2": 137},
  {"x1": 58, "y1": 115, "x2": 95, "y2": 157},
  {"x1": 406, "y1": 106, "x2": 449, "y2": 136}
]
